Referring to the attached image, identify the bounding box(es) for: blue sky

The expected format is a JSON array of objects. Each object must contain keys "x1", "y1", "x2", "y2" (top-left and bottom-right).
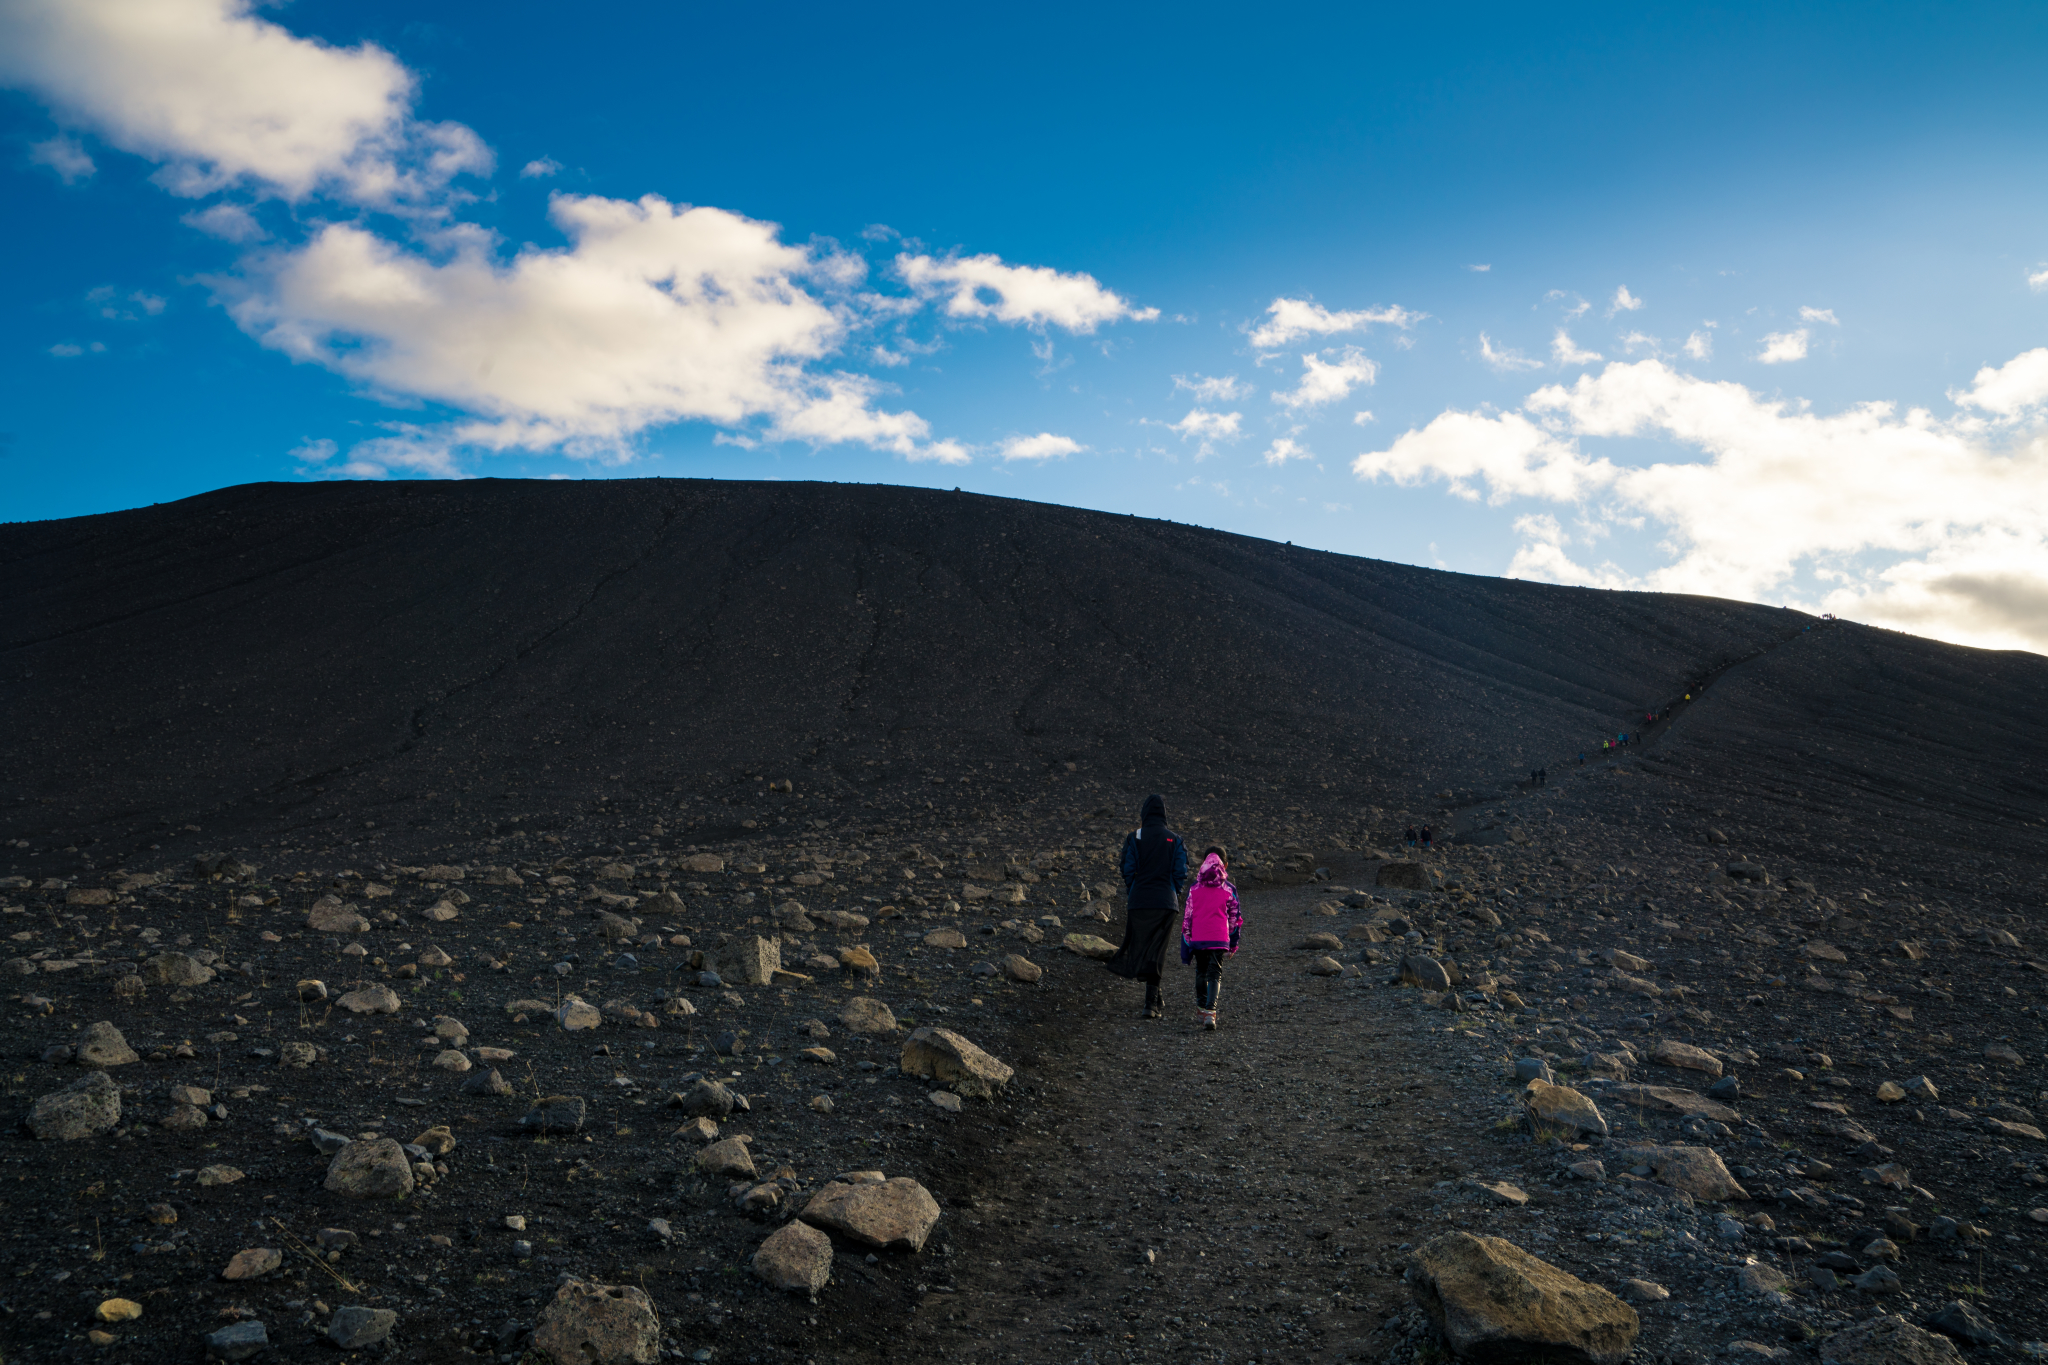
[{"x1": 6, "y1": 2, "x2": 2048, "y2": 649}]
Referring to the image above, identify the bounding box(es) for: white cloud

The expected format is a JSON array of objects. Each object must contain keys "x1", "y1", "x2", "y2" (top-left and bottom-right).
[
  {"x1": 1173, "y1": 373, "x2": 1248, "y2": 402},
  {"x1": 895, "y1": 252, "x2": 1156, "y2": 332},
  {"x1": 1352, "y1": 410, "x2": 1375, "y2": 425},
  {"x1": 182, "y1": 201, "x2": 265, "y2": 241},
  {"x1": 1245, "y1": 297, "x2": 1421, "y2": 349},
  {"x1": 0, "y1": 0, "x2": 492, "y2": 207},
  {"x1": 28, "y1": 133, "x2": 93, "y2": 182},
  {"x1": 1262, "y1": 437, "x2": 1311, "y2": 466},
  {"x1": 86, "y1": 285, "x2": 165, "y2": 319},
  {"x1": 1799, "y1": 306, "x2": 1839, "y2": 326},
  {"x1": 1272, "y1": 346, "x2": 1377, "y2": 409},
  {"x1": 218, "y1": 195, "x2": 955, "y2": 466},
  {"x1": 1950, "y1": 348, "x2": 2048, "y2": 419},
  {"x1": 1607, "y1": 285, "x2": 1644, "y2": 316},
  {"x1": 519, "y1": 157, "x2": 561, "y2": 179},
  {"x1": 1467, "y1": 264, "x2": 1491, "y2": 272},
  {"x1": 2029, "y1": 266, "x2": 2048, "y2": 292},
  {"x1": 1757, "y1": 329, "x2": 1809, "y2": 364},
  {"x1": 999, "y1": 432, "x2": 1082, "y2": 462},
  {"x1": 1168, "y1": 408, "x2": 1242, "y2": 441},
  {"x1": 1552, "y1": 329, "x2": 1602, "y2": 366},
  {"x1": 1479, "y1": 332, "x2": 1543, "y2": 372},
  {"x1": 1682, "y1": 330, "x2": 1712, "y2": 360},
  {"x1": 1545, "y1": 290, "x2": 1590, "y2": 319},
  {"x1": 1354, "y1": 352, "x2": 2048, "y2": 652},
  {"x1": 48, "y1": 342, "x2": 84, "y2": 357}
]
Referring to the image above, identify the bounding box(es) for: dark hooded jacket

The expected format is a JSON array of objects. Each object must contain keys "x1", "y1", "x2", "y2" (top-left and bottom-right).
[
  {"x1": 1118, "y1": 794, "x2": 1188, "y2": 910},
  {"x1": 1107, "y1": 794, "x2": 1186, "y2": 982}
]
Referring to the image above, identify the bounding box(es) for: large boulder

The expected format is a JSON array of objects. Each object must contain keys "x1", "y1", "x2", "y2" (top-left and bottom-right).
[
  {"x1": 1523, "y1": 1081, "x2": 1609, "y2": 1139},
  {"x1": 1407, "y1": 1231, "x2": 1639, "y2": 1365},
  {"x1": 306, "y1": 896, "x2": 370, "y2": 933},
  {"x1": 753, "y1": 1221, "x2": 834, "y2": 1296},
  {"x1": 1399, "y1": 955, "x2": 1453, "y2": 990},
  {"x1": 1819, "y1": 1315, "x2": 1965, "y2": 1365},
  {"x1": 799, "y1": 1176, "x2": 942, "y2": 1252},
  {"x1": 28, "y1": 1070, "x2": 121, "y2": 1140},
  {"x1": 1611, "y1": 1145, "x2": 1748, "y2": 1201},
  {"x1": 899, "y1": 1027, "x2": 1013, "y2": 1099},
  {"x1": 324, "y1": 1139, "x2": 416, "y2": 1199},
  {"x1": 532, "y1": 1277, "x2": 660, "y2": 1365}
]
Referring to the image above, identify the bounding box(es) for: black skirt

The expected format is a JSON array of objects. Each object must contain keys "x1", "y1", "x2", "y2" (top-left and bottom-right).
[{"x1": 1105, "y1": 904, "x2": 1174, "y2": 981}]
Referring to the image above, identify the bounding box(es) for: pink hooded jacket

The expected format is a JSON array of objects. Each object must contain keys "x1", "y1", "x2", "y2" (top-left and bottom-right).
[{"x1": 1180, "y1": 853, "x2": 1242, "y2": 953}]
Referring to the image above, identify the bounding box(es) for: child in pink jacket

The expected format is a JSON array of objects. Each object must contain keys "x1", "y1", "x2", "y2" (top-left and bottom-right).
[{"x1": 1178, "y1": 846, "x2": 1242, "y2": 1031}]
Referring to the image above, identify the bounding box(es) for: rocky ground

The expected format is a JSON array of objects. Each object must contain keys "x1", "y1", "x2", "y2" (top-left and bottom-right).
[{"x1": 7, "y1": 480, "x2": 2048, "y2": 1364}]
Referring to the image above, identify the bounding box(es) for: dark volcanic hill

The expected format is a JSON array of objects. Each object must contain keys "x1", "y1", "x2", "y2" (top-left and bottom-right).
[{"x1": 5, "y1": 478, "x2": 2047, "y2": 879}]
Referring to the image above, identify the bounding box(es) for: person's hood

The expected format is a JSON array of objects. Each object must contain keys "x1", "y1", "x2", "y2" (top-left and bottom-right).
[
  {"x1": 1139, "y1": 793, "x2": 1166, "y2": 826},
  {"x1": 1196, "y1": 852, "x2": 1227, "y2": 886}
]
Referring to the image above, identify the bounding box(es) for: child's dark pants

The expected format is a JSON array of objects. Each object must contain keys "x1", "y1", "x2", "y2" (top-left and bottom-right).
[{"x1": 1193, "y1": 949, "x2": 1225, "y2": 1009}]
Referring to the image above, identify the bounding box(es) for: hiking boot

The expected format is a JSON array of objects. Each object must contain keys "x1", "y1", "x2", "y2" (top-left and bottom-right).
[{"x1": 1199, "y1": 1009, "x2": 1217, "y2": 1031}]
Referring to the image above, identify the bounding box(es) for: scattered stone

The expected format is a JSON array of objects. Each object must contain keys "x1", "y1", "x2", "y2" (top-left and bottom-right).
[
  {"x1": 521, "y1": 1095, "x2": 587, "y2": 1134},
  {"x1": 900, "y1": 1026, "x2": 1013, "y2": 1098},
  {"x1": 1399, "y1": 955, "x2": 1453, "y2": 990},
  {"x1": 1524, "y1": 1080, "x2": 1610, "y2": 1138},
  {"x1": 196, "y1": 1164, "x2": 244, "y2": 1186},
  {"x1": 1621, "y1": 1279, "x2": 1669, "y2": 1303},
  {"x1": 146, "y1": 951, "x2": 216, "y2": 987},
  {"x1": 1611, "y1": 1145, "x2": 1748, "y2": 1200},
  {"x1": 720, "y1": 935, "x2": 781, "y2": 986},
  {"x1": 837, "y1": 945, "x2": 880, "y2": 977},
  {"x1": 1903, "y1": 1075, "x2": 1939, "y2": 1101},
  {"x1": 1063, "y1": 933, "x2": 1117, "y2": 960},
  {"x1": 307, "y1": 897, "x2": 371, "y2": 933},
  {"x1": 1309, "y1": 955, "x2": 1343, "y2": 976},
  {"x1": 432, "y1": 1049, "x2": 471, "y2": 1072},
  {"x1": 75, "y1": 1020, "x2": 139, "y2": 1068},
  {"x1": 336, "y1": 984, "x2": 400, "y2": 1015},
  {"x1": 1986, "y1": 1043, "x2": 2025, "y2": 1065},
  {"x1": 97, "y1": 1297, "x2": 143, "y2": 1322},
  {"x1": 923, "y1": 928, "x2": 967, "y2": 949},
  {"x1": 1406, "y1": 1231, "x2": 1640, "y2": 1365},
  {"x1": 531, "y1": 1277, "x2": 661, "y2": 1365},
  {"x1": 297, "y1": 979, "x2": 327, "y2": 1002},
  {"x1": 1738, "y1": 1261, "x2": 1788, "y2": 1294},
  {"x1": 671, "y1": 1078, "x2": 736, "y2": 1119},
  {"x1": 1650, "y1": 1039, "x2": 1724, "y2": 1077},
  {"x1": 222, "y1": 1247, "x2": 281, "y2": 1280},
  {"x1": 753, "y1": 1220, "x2": 835, "y2": 1296},
  {"x1": 697, "y1": 1137, "x2": 756, "y2": 1179},
  {"x1": 1002, "y1": 953, "x2": 1043, "y2": 983},
  {"x1": 1568, "y1": 1160, "x2": 1606, "y2": 1181},
  {"x1": 1819, "y1": 1315, "x2": 1962, "y2": 1365},
  {"x1": 1852, "y1": 1265, "x2": 1904, "y2": 1294},
  {"x1": 800, "y1": 1176, "x2": 942, "y2": 1252},
  {"x1": 27, "y1": 1070, "x2": 121, "y2": 1140},
  {"x1": 839, "y1": 997, "x2": 898, "y2": 1035},
  {"x1": 1603, "y1": 1084, "x2": 1740, "y2": 1122},
  {"x1": 1461, "y1": 1178, "x2": 1529, "y2": 1205},
  {"x1": 1876, "y1": 1081, "x2": 1906, "y2": 1102},
  {"x1": 1926, "y1": 1301, "x2": 2007, "y2": 1349},
  {"x1": 675, "y1": 1117, "x2": 719, "y2": 1142},
  {"x1": 329, "y1": 1306, "x2": 399, "y2": 1350},
  {"x1": 324, "y1": 1138, "x2": 417, "y2": 1199},
  {"x1": 204, "y1": 1320, "x2": 269, "y2": 1361},
  {"x1": 1300, "y1": 932, "x2": 1344, "y2": 951},
  {"x1": 412, "y1": 1125, "x2": 457, "y2": 1156},
  {"x1": 556, "y1": 997, "x2": 602, "y2": 1031},
  {"x1": 463, "y1": 1067, "x2": 514, "y2": 1096}
]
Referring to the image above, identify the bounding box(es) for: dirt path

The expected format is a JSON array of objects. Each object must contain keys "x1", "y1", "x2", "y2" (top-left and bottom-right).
[{"x1": 869, "y1": 868, "x2": 1545, "y2": 1365}]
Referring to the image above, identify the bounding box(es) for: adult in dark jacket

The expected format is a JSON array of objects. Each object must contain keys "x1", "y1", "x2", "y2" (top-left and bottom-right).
[{"x1": 1107, "y1": 793, "x2": 1188, "y2": 1018}]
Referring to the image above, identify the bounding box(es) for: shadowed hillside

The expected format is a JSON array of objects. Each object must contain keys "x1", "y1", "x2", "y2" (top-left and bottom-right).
[{"x1": 5, "y1": 478, "x2": 2046, "y2": 874}]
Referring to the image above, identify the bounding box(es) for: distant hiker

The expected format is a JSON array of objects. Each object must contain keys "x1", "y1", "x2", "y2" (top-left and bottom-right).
[
  {"x1": 1179, "y1": 847, "x2": 1242, "y2": 1031},
  {"x1": 1108, "y1": 793, "x2": 1188, "y2": 1019},
  {"x1": 1537, "y1": 767, "x2": 1547, "y2": 786},
  {"x1": 1419, "y1": 825, "x2": 1433, "y2": 849},
  {"x1": 1404, "y1": 825, "x2": 1417, "y2": 848}
]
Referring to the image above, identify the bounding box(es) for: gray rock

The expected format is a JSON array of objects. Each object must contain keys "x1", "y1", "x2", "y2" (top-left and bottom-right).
[
  {"x1": 669, "y1": 1078, "x2": 735, "y2": 1118},
  {"x1": 328, "y1": 1306, "x2": 398, "y2": 1349},
  {"x1": 146, "y1": 951, "x2": 215, "y2": 987},
  {"x1": 311, "y1": 1128, "x2": 352, "y2": 1155},
  {"x1": 204, "y1": 1320, "x2": 269, "y2": 1360},
  {"x1": 799, "y1": 1176, "x2": 942, "y2": 1252},
  {"x1": 463, "y1": 1066, "x2": 514, "y2": 1096},
  {"x1": 1707, "y1": 1075, "x2": 1741, "y2": 1102},
  {"x1": 838, "y1": 996, "x2": 898, "y2": 1035},
  {"x1": 75, "y1": 1020, "x2": 139, "y2": 1068},
  {"x1": 28, "y1": 1070, "x2": 121, "y2": 1140},
  {"x1": 521, "y1": 1095, "x2": 587, "y2": 1133},
  {"x1": 324, "y1": 1138, "x2": 416, "y2": 1199},
  {"x1": 335, "y1": 984, "x2": 401, "y2": 1015},
  {"x1": 278, "y1": 1041, "x2": 319, "y2": 1069},
  {"x1": 1515, "y1": 1057, "x2": 1555, "y2": 1084},
  {"x1": 753, "y1": 1220, "x2": 833, "y2": 1296},
  {"x1": 1399, "y1": 954, "x2": 1453, "y2": 990},
  {"x1": 1524, "y1": 1080, "x2": 1610, "y2": 1138},
  {"x1": 1926, "y1": 1300, "x2": 2006, "y2": 1348},
  {"x1": 899, "y1": 1026, "x2": 1013, "y2": 1099},
  {"x1": 1820, "y1": 1315, "x2": 1964, "y2": 1365},
  {"x1": 532, "y1": 1277, "x2": 661, "y2": 1364},
  {"x1": 1406, "y1": 1231, "x2": 1639, "y2": 1365}
]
